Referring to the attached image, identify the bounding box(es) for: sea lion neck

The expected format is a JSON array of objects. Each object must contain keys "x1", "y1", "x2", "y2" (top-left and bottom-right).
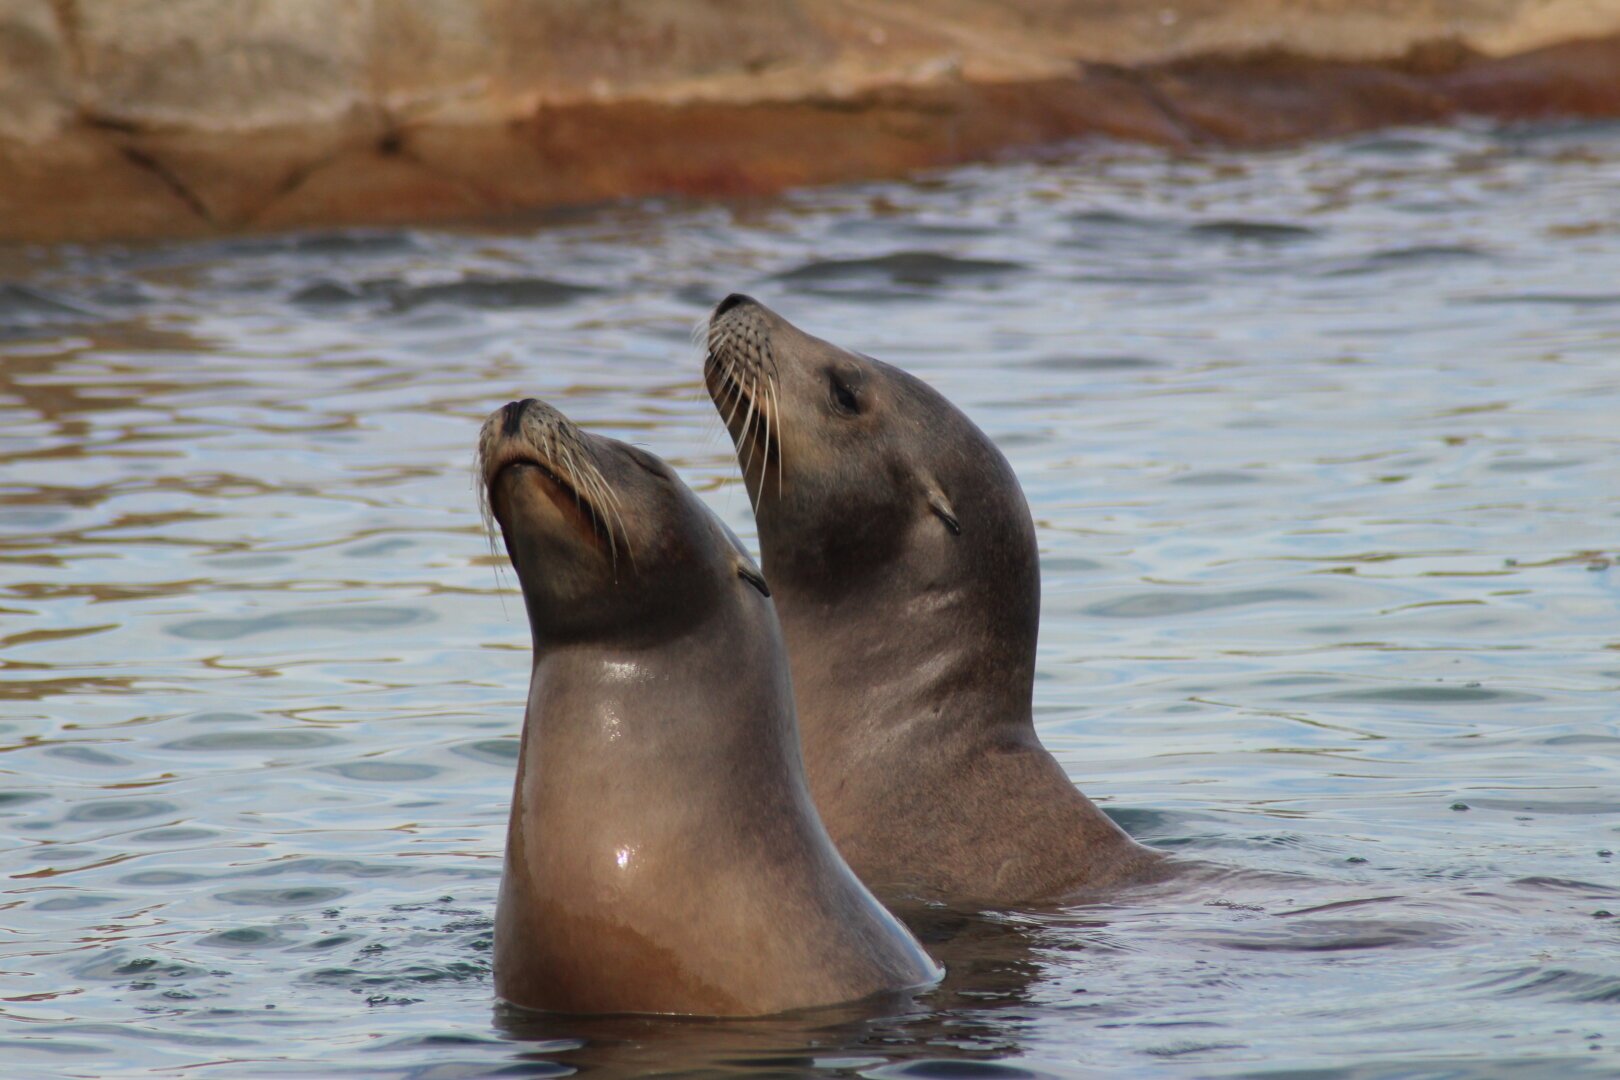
[
  {"x1": 515, "y1": 570, "x2": 722, "y2": 653},
  {"x1": 524, "y1": 610, "x2": 799, "y2": 761},
  {"x1": 760, "y1": 437, "x2": 1044, "y2": 743},
  {"x1": 771, "y1": 565, "x2": 1039, "y2": 742}
]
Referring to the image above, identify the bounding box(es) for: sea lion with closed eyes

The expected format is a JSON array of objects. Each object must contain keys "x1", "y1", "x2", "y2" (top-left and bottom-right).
[{"x1": 478, "y1": 396, "x2": 939, "y2": 1015}]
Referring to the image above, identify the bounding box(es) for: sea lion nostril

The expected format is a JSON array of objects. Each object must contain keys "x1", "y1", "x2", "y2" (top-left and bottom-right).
[
  {"x1": 714, "y1": 293, "x2": 755, "y2": 318},
  {"x1": 502, "y1": 398, "x2": 536, "y2": 437}
]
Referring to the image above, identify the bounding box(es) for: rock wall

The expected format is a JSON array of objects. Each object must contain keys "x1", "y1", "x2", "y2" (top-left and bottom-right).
[{"x1": 3, "y1": 0, "x2": 1619, "y2": 244}]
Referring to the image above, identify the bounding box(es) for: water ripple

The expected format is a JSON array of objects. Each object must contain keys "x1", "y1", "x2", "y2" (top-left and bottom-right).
[{"x1": 3, "y1": 121, "x2": 1619, "y2": 1078}]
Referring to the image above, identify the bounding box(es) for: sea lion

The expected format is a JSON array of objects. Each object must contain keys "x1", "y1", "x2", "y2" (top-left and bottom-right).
[
  {"x1": 477, "y1": 397, "x2": 940, "y2": 1016},
  {"x1": 702, "y1": 295, "x2": 1167, "y2": 906}
]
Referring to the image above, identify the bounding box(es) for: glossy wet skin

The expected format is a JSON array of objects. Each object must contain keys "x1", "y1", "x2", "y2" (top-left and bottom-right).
[
  {"x1": 705, "y1": 296, "x2": 1165, "y2": 904},
  {"x1": 477, "y1": 397, "x2": 940, "y2": 1016}
]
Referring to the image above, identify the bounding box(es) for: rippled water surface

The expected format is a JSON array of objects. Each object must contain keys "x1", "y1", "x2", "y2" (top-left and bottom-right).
[{"x1": 3, "y1": 122, "x2": 1619, "y2": 1079}]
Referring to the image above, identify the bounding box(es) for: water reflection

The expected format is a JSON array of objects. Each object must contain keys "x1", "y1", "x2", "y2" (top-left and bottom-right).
[{"x1": 493, "y1": 910, "x2": 1047, "y2": 1078}]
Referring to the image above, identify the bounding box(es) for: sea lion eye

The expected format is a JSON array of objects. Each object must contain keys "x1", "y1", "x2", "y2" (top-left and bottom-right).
[{"x1": 828, "y1": 373, "x2": 860, "y2": 416}]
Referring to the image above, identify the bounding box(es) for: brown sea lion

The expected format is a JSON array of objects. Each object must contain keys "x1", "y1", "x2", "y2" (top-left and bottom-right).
[
  {"x1": 702, "y1": 295, "x2": 1167, "y2": 906},
  {"x1": 477, "y1": 396, "x2": 940, "y2": 1016}
]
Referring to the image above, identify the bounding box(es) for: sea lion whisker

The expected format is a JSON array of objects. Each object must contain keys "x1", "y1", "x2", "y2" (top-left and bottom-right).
[
  {"x1": 473, "y1": 437, "x2": 514, "y2": 612},
  {"x1": 765, "y1": 369, "x2": 784, "y2": 497},
  {"x1": 739, "y1": 377, "x2": 761, "y2": 508},
  {"x1": 716, "y1": 352, "x2": 744, "y2": 425},
  {"x1": 591, "y1": 460, "x2": 634, "y2": 573},
  {"x1": 707, "y1": 329, "x2": 784, "y2": 507},
  {"x1": 750, "y1": 374, "x2": 771, "y2": 509},
  {"x1": 560, "y1": 440, "x2": 601, "y2": 549},
  {"x1": 711, "y1": 352, "x2": 738, "y2": 425},
  {"x1": 572, "y1": 443, "x2": 621, "y2": 572},
  {"x1": 474, "y1": 425, "x2": 506, "y2": 545},
  {"x1": 607, "y1": 496, "x2": 635, "y2": 573},
  {"x1": 557, "y1": 440, "x2": 584, "y2": 513},
  {"x1": 718, "y1": 354, "x2": 748, "y2": 433},
  {"x1": 739, "y1": 377, "x2": 758, "y2": 465},
  {"x1": 474, "y1": 449, "x2": 495, "y2": 544},
  {"x1": 721, "y1": 378, "x2": 745, "y2": 434},
  {"x1": 760, "y1": 384, "x2": 772, "y2": 492},
  {"x1": 739, "y1": 392, "x2": 761, "y2": 510},
  {"x1": 763, "y1": 373, "x2": 782, "y2": 497},
  {"x1": 587, "y1": 446, "x2": 632, "y2": 571},
  {"x1": 537, "y1": 433, "x2": 618, "y2": 570}
]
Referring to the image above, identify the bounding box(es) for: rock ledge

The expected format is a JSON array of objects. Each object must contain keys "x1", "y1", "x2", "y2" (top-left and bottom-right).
[{"x1": 3, "y1": 1, "x2": 1619, "y2": 244}]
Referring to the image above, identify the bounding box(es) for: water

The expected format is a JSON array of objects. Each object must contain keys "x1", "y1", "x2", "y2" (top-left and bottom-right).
[{"x1": 2, "y1": 121, "x2": 1618, "y2": 1078}]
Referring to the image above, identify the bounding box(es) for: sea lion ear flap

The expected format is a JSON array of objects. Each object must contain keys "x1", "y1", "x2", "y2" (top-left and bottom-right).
[
  {"x1": 707, "y1": 508, "x2": 771, "y2": 596},
  {"x1": 925, "y1": 483, "x2": 961, "y2": 536},
  {"x1": 734, "y1": 555, "x2": 771, "y2": 597}
]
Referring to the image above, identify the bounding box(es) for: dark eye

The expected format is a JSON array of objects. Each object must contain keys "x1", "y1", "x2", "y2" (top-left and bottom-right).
[{"x1": 829, "y1": 373, "x2": 860, "y2": 416}]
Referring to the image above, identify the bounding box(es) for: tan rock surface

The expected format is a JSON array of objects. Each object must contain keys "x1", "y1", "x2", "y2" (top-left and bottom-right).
[
  {"x1": 2, "y1": 0, "x2": 1619, "y2": 243},
  {"x1": 0, "y1": 0, "x2": 72, "y2": 142},
  {"x1": 73, "y1": 1, "x2": 375, "y2": 130}
]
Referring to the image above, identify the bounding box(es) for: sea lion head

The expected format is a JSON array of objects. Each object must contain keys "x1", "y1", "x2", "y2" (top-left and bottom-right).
[
  {"x1": 702, "y1": 294, "x2": 1037, "y2": 621},
  {"x1": 478, "y1": 397, "x2": 770, "y2": 646}
]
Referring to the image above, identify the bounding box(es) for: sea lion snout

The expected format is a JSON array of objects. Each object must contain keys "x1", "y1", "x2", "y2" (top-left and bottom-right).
[
  {"x1": 713, "y1": 291, "x2": 757, "y2": 317},
  {"x1": 479, "y1": 399, "x2": 612, "y2": 503},
  {"x1": 500, "y1": 397, "x2": 536, "y2": 436},
  {"x1": 478, "y1": 397, "x2": 581, "y2": 481},
  {"x1": 479, "y1": 396, "x2": 771, "y2": 645},
  {"x1": 705, "y1": 297, "x2": 786, "y2": 500},
  {"x1": 475, "y1": 398, "x2": 636, "y2": 628}
]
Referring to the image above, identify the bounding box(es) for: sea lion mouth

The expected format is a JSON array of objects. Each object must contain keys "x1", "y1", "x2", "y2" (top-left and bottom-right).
[
  {"x1": 490, "y1": 454, "x2": 617, "y2": 556},
  {"x1": 477, "y1": 402, "x2": 629, "y2": 568},
  {"x1": 495, "y1": 456, "x2": 583, "y2": 511}
]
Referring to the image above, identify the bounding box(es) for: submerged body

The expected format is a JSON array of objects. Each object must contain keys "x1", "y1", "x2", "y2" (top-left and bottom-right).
[
  {"x1": 704, "y1": 296, "x2": 1166, "y2": 906},
  {"x1": 479, "y1": 397, "x2": 939, "y2": 1016}
]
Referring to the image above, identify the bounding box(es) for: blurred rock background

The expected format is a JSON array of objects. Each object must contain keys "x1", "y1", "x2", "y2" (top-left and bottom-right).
[{"x1": 3, "y1": 0, "x2": 1619, "y2": 243}]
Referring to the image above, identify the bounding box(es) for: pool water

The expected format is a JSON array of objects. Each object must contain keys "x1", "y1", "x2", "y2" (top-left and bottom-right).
[{"x1": 1, "y1": 120, "x2": 1618, "y2": 1078}]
